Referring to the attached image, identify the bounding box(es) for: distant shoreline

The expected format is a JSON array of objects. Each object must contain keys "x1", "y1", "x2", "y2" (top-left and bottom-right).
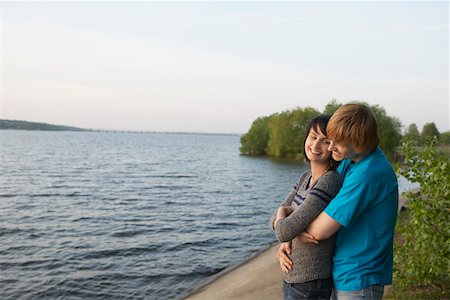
[
  {"x1": 0, "y1": 119, "x2": 87, "y2": 132},
  {"x1": 0, "y1": 119, "x2": 241, "y2": 136}
]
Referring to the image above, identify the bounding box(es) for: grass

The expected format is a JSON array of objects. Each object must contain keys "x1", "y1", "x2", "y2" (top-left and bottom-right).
[
  {"x1": 384, "y1": 284, "x2": 448, "y2": 300},
  {"x1": 383, "y1": 285, "x2": 449, "y2": 300}
]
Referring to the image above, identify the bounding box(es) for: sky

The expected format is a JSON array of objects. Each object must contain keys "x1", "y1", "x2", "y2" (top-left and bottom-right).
[{"x1": 1, "y1": 1, "x2": 449, "y2": 134}]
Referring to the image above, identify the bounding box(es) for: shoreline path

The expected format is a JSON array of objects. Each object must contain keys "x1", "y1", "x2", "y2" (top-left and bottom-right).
[{"x1": 184, "y1": 244, "x2": 282, "y2": 300}]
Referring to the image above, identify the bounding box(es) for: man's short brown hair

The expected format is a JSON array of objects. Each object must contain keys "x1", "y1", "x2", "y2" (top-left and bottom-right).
[{"x1": 327, "y1": 103, "x2": 379, "y2": 154}]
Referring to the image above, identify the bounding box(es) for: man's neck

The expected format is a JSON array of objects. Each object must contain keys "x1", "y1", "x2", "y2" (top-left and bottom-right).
[{"x1": 350, "y1": 152, "x2": 366, "y2": 163}]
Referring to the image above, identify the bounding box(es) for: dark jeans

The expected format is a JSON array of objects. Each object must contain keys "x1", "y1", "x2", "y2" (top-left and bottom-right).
[{"x1": 283, "y1": 278, "x2": 333, "y2": 300}]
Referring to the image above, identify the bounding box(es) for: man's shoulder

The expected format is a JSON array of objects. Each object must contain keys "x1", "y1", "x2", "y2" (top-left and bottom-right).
[{"x1": 356, "y1": 149, "x2": 394, "y2": 174}]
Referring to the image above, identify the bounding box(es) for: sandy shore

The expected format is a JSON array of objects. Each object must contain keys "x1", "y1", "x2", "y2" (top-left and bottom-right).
[{"x1": 184, "y1": 244, "x2": 283, "y2": 300}]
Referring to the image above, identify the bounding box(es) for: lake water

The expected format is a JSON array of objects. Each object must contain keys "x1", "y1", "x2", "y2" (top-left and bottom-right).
[
  {"x1": 0, "y1": 131, "x2": 414, "y2": 299},
  {"x1": 0, "y1": 131, "x2": 308, "y2": 299}
]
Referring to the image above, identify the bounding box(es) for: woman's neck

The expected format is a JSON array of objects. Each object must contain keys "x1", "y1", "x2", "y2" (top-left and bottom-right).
[{"x1": 310, "y1": 161, "x2": 329, "y2": 183}]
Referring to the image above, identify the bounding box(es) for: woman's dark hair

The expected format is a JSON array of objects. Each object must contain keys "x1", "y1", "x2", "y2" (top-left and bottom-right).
[{"x1": 302, "y1": 114, "x2": 340, "y2": 171}]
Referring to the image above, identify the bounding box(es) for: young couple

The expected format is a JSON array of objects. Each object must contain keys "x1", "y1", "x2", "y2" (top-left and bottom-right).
[{"x1": 271, "y1": 104, "x2": 398, "y2": 300}]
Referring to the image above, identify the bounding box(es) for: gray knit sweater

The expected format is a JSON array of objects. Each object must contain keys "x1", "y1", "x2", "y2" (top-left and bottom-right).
[{"x1": 271, "y1": 170, "x2": 343, "y2": 283}]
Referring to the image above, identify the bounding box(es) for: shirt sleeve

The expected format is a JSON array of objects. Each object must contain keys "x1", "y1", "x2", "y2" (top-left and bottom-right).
[
  {"x1": 274, "y1": 171, "x2": 343, "y2": 242},
  {"x1": 270, "y1": 171, "x2": 310, "y2": 229},
  {"x1": 324, "y1": 174, "x2": 373, "y2": 228}
]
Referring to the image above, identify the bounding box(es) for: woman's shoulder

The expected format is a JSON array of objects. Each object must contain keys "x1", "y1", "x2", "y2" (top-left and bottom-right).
[
  {"x1": 311, "y1": 170, "x2": 343, "y2": 199},
  {"x1": 300, "y1": 169, "x2": 312, "y2": 180},
  {"x1": 323, "y1": 169, "x2": 342, "y2": 178},
  {"x1": 319, "y1": 170, "x2": 344, "y2": 186}
]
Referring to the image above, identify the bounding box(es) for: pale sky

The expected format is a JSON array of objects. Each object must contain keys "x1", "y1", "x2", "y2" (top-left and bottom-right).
[{"x1": 2, "y1": 1, "x2": 449, "y2": 134}]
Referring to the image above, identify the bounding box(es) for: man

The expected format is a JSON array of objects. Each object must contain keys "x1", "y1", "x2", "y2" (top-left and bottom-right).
[{"x1": 277, "y1": 103, "x2": 398, "y2": 300}]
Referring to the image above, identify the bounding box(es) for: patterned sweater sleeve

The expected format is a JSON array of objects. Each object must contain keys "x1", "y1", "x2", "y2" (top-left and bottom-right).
[
  {"x1": 270, "y1": 171, "x2": 311, "y2": 230},
  {"x1": 274, "y1": 171, "x2": 343, "y2": 242}
]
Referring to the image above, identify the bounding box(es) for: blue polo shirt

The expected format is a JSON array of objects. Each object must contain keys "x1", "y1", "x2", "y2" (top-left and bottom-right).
[{"x1": 324, "y1": 147, "x2": 398, "y2": 291}]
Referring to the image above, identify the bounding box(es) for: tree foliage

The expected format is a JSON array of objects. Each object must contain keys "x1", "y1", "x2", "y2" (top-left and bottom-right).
[
  {"x1": 369, "y1": 104, "x2": 402, "y2": 159},
  {"x1": 404, "y1": 123, "x2": 421, "y2": 146},
  {"x1": 240, "y1": 100, "x2": 403, "y2": 161},
  {"x1": 239, "y1": 107, "x2": 320, "y2": 159},
  {"x1": 266, "y1": 107, "x2": 319, "y2": 159},
  {"x1": 323, "y1": 99, "x2": 341, "y2": 115},
  {"x1": 266, "y1": 112, "x2": 291, "y2": 158},
  {"x1": 239, "y1": 116, "x2": 270, "y2": 155},
  {"x1": 395, "y1": 137, "x2": 450, "y2": 295},
  {"x1": 440, "y1": 131, "x2": 450, "y2": 145},
  {"x1": 422, "y1": 122, "x2": 440, "y2": 141}
]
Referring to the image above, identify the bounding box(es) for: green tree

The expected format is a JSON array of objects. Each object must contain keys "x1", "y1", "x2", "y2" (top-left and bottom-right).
[
  {"x1": 440, "y1": 131, "x2": 450, "y2": 144},
  {"x1": 266, "y1": 107, "x2": 319, "y2": 159},
  {"x1": 421, "y1": 122, "x2": 440, "y2": 142},
  {"x1": 368, "y1": 104, "x2": 402, "y2": 159},
  {"x1": 239, "y1": 116, "x2": 270, "y2": 155},
  {"x1": 404, "y1": 123, "x2": 421, "y2": 146},
  {"x1": 395, "y1": 137, "x2": 450, "y2": 296},
  {"x1": 266, "y1": 112, "x2": 291, "y2": 158},
  {"x1": 288, "y1": 107, "x2": 320, "y2": 159},
  {"x1": 240, "y1": 101, "x2": 404, "y2": 161},
  {"x1": 323, "y1": 99, "x2": 342, "y2": 115}
]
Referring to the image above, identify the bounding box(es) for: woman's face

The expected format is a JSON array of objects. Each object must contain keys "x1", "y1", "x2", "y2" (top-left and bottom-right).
[{"x1": 304, "y1": 127, "x2": 332, "y2": 163}]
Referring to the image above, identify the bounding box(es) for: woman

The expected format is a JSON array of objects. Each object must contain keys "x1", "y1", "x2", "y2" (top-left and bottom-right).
[{"x1": 271, "y1": 115, "x2": 343, "y2": 300}]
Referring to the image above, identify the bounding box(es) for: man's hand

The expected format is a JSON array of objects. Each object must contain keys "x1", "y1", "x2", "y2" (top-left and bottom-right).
[
  {"x1": 297, "y1": 231, "x2": 319, "y2": 244},
  {"x1": 276, "y1": 242, "x2": 293, "y2": 273}
]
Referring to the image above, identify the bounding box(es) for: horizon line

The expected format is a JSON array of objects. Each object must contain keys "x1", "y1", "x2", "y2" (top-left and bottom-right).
[{"x1": 0, "y1": 118, "x2": 243, "y2": 136}]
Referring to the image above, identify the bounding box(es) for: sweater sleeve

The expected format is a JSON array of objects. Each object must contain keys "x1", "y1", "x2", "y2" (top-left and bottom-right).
[
  {"x1": 270, "y1": 171, "x2": 310, "y2": 230},
  {"x1": 274, "y1": 171, "x2": 343, "y2": 242}
]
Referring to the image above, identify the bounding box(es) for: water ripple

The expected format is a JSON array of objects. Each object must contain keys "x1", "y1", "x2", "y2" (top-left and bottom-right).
[{"x1": 0, "y1": 131, "x2": 329, "y2": 299}]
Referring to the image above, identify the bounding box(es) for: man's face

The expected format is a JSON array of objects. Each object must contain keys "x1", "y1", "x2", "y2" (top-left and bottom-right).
[{"x1": 327, "y1": 140, "x2": 360, "y2": 162}]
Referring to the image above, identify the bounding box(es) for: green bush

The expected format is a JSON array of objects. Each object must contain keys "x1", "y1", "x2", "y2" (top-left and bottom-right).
[{"x1": 394, "y1": 137, "x2": 450, "y2": 296}]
